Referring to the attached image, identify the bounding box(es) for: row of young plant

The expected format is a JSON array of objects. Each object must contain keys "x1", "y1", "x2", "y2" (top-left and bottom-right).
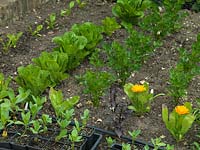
[
  {"x1": 0, "y1": 0, "x2": 86, "y2": 53},
  {"x1": 75, "y1": 0, "x2": 200, "y2": 149},
  {"x1": 0, "y1": 0, "x2": 200, "y2": 149}
]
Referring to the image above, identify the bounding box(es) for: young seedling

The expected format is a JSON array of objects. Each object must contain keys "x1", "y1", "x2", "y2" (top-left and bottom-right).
[
  {"x1": 69, "y1": 127, "x2": 82, "y2": 150},
  {"x1": 122, "y1": 143, "x2": 131, "y2": 150},
  {"x1": 0, "y1": 100, "x2": 12, "y2": 137},
  {"x1": 151, "y1": 137, "x2": 166, "y2": 150},
  {"x1": 60, "y1": 1, "x2": 75, "y2": 17},
  {"x1": 45, "y1": 13, "x2": 56, "y2": 29},
  {"x1": 29, "y1": 96, "x2": 46, "y2": 120},
  {"x1": 30, "y1": 120, "x2": 43, "y2": 135},
  {"x1": 39, "y1": 114, "x2": 52, "y2": 132},
  {"x1": 0, "y1": 72, "x2": 12, "y2": 99},
  {"x1": 29, "y1": 24, "x2": 43, "y2": 36},
  {"x1": 128, "y1": 129, "x2": 141, "y2": 143},
  {"x1": 15, "y1": 111, "x2": 31, "y2": 135},
  {"x1": 80, "y1": 109, "x2": 89, "y2": 128},
  {"x1": 7, "y1": 87, "x2": 30, "y2": 115},
  {"x1": 76, "y1": 0, "x2": 86, "y2": 8},
  {"x1": 55, "y1": 118, "x2": 71, "y2": 141},
  {"x1": 106, "y1": 136, "x2": 116, "y2": 148},
  {"x1": 1, "y1": 32, "x2": 23, "y2": 53}
]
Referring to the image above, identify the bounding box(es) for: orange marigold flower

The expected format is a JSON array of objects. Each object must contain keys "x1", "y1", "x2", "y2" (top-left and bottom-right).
[
  {"x1": 175, "y1": 105, "x2": 189, "y2": 115},
  {"x1": 131, "y1": 84, "x2": 146, "y2": 93}
]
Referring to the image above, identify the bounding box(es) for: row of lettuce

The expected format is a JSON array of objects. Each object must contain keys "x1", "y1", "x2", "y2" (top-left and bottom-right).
[{"x1": 0, "y1": 0, "x2": 200, "y2": 149}]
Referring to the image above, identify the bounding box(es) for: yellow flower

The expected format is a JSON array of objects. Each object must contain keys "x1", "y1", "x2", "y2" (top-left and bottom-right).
[
  {"x1": 175, "y1": 105, "x2": 189, "y2": 115},
  {"x1": 2, "y1": 130, "x2": 7, "y2": 137},
  {"x1": 131, "y1": 84, "x2": 146, "y2": 93}
]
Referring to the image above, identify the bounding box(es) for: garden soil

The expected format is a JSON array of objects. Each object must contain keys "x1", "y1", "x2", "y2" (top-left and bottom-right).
[{"x1": 0, "y1": 0, "x2": 199, "y2": 149}]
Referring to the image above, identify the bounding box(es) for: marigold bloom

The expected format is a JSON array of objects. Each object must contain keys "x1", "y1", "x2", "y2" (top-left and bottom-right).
[
  {"x1": 175, "y1": 105, "x2": 189, "y2": 115},
  {"x1": 131, "y1": 84, "x2": 146, "y2": 93}
]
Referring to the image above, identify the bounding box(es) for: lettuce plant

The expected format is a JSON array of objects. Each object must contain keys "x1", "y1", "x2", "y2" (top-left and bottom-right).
[
  {"x1": 52, "y1": 31, "x2": 88, "y2": 70},
  {"x1": 71, "y1": 22, "x2": 103, "y2": 50},
  {"x1": 15, "y1": 64, "x2": 51, "y2": 96},
  {"x1": 32, "y1": 51, "x2": 69, "y2": 86},
  {"x1": 112, "y1": 0, "x2": 151, "y2": 24}
]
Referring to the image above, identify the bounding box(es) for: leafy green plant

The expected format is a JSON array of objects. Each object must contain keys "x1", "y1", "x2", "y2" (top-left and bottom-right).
[
  {"x1": 15, "y1": 64, "x2": 51, "y2": 96},
  {"x1": 29, "y1": 24, "x2": 43, "y2": 36},
  {"x1": 101, "y1": 17, "x2": 121, "y2": 36},
  {"x1": 124, "y1": 82, "x2": 164, "y2": 115},
  {"x1": 1, "y1": 32, "x2": 23, "y2": 53},
  {"x1": 139, "y1": 0, "x2": 186, "y2": 39},
  {"x1": 52, "y1": 31, "x2": 88, "y2": 70},
  {"x1": 71, "y1": 22, "x2": 103, "y2": 50},
  {"x1": 45, "y1": 13, "x2": 56, "y2": 29},
  {"x1": 125, "y1": 28, "x2": 156, "y2": 71},
  {"x1": 168, "y1": 35, "x2": 200, "y2": 103},
  {"x1": 49, "y1": 87, "x2": 79, "y2": 118},
  {"x1": 106, "y1": 137, "x2": 116, "y2": 147},
  {"x1": 0, "y1": 73, "x2": 12, "y2": 99},
  {"x1": 162, "y1": 102, "x2": 195, "y2": 141},
  {"x1": 102, "y1": 41, "x2": 133, "y2": 85},
  {"x1": 77, "y1": 70, "x2": 115, "y2": 107},
  {"x1": 0, "y1": 100, "x2": 12, "y2": 137},
  {"x1": 112, "y1": 0, "x2": 151, "y2": 24},
  {"x1": 32, "y1": 51, "x2": 69, "y2": 86}
]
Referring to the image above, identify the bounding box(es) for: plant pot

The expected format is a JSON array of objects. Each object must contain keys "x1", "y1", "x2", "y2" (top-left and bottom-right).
[{"x1": 92, "y1": 127, "x2": 165, "y2": 150}]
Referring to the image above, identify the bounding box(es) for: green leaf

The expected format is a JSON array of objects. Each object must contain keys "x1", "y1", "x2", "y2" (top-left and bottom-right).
[
  {"x1": 71, "y1": 22, "x2": 103, "y2": 50},
  {"x1": 15, "y1": 64, "x2": 51, "y2": 96},
  {"x1": 32, "y1": 51, "x2": 69, "y2": 86},
  {"x1": 180, "y1": 114, "x2": 195, "y2": 134}
]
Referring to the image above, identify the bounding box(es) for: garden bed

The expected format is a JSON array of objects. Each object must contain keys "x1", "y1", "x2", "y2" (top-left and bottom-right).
[{"x1": 0, "y1": 0, "x2": 200, "y2": 150}]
